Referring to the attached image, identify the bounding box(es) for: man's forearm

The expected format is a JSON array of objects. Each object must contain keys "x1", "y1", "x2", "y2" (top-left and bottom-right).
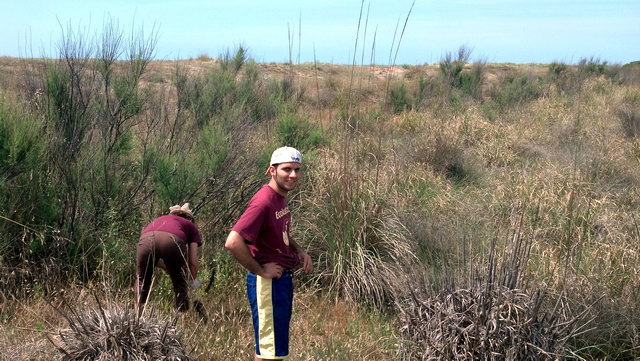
[
  {"x1": 289, "y1": 237, "x2": 313, "y2": 273},
  {"x1": 225, "y1": 231, "x2": 264, "y2": 275}
]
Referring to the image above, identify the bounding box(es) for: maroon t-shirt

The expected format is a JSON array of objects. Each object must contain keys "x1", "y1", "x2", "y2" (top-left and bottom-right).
[
  {"x1": 141, "y1": 214, "x2": 202, "y2": 246},
  {"x1": 232, "y1": 184, "x2": 300, "y2": 269}
]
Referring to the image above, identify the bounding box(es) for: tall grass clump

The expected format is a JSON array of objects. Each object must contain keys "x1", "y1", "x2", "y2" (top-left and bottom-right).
[
  {"x1": 299, "y1": 108, "x2": 417, "y2": 307},
  {"x1": 300, "y1": 151, "x2": 416, "y2": 306}
]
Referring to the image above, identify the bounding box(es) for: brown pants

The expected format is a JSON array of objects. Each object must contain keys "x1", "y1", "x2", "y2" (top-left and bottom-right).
[{"x1": 136, "y1": 231, "x2": 190, "y2": 312}]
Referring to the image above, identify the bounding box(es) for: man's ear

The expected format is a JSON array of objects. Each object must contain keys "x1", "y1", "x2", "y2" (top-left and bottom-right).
[{"x1": 266, "y1": 165, "x2": 277, "y2": 176}]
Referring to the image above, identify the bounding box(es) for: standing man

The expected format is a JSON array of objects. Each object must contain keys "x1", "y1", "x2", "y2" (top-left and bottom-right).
[{"x1": 225, "y1": 146, "x2": 313, "y2": 361}]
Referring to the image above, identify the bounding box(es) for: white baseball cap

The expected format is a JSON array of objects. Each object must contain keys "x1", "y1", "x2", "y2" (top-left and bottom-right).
[{"x1": 270, "y1": 146, "x2": 302, "y2": 165}]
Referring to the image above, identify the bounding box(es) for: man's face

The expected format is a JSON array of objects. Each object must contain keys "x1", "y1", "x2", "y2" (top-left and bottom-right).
[{"x1": 270, "y1": 162, "x2": 302, "y2": 193}]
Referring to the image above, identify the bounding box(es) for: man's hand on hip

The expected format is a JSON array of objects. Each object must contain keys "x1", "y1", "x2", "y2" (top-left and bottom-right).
[{"x1": 260, "y1": 262, "x2": 284, "y2": 279}]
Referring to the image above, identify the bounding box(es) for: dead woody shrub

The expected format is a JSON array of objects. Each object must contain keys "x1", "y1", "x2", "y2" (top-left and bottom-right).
[
  {"x1": 395, "y1": 216, "x2": 593, "y2": 361},
  {"x1": 49, "y1": 295, "x2": 190, "y2": 361}
]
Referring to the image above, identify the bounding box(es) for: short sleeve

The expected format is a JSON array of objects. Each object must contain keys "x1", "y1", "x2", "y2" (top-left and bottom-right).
[
  {"x1": 232, "y1": 199, "x2": 267, "y2": 243},
  {"x1": 191, "y1": 224, "x2": 202, "y2": 246},
  {"x1": 185, "y1": 219, "x2": 202, "y2": 246}
]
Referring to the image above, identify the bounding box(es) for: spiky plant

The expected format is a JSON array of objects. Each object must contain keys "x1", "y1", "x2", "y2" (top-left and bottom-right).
[
  {"x1": 49, "y1": 296, "x2": 189, "y2": 361},
  {"x1": 395, "y1": 223, "x2": 591, "y2": 361}
]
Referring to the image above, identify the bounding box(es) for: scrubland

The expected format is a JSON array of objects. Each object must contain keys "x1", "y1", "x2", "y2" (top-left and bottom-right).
[{"x1": 1, "y1": 24, "x2": 639, "y2": 360}]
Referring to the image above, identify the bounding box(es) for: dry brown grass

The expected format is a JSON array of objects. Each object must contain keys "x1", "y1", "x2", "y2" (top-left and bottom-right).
[{"x1": 0, "y1": 281, "x2": 397, "y2": 361}]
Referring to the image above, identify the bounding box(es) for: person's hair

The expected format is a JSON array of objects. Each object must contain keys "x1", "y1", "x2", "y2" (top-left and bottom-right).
[{"x1": 170, "y1": 209, "x2": 194, "y2": 222}]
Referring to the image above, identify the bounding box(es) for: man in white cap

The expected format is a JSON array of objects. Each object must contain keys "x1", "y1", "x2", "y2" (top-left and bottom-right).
[{"x1": 225, "y1": 146, "x2": 313, "y2": 361}]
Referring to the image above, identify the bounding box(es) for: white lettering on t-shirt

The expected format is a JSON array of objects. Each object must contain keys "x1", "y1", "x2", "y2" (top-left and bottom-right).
[{"x1": 275, "y1": 207, "x2": 290, "y2": 220}]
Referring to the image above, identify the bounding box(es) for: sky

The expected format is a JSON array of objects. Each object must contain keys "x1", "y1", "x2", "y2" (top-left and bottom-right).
[{"x1": 1, "y1": 0, "x2": 638, "y2": 65}]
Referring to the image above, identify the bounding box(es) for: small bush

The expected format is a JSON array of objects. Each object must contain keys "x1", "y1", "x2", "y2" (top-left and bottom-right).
[
  {"x1": 275, "y1": 112, "x2": 325, "y2": 152},
  {"x1": 439, "y1": 46, "x2": 472, "y2": 89},
  {"x1": 548, "y1": 62, "x2": 568, "y2": 80},
  {"x1": 396, "y1": 285, "x2": 580, "y2": 360},
  {"x1": 219, "y1": 45, "x2": 247, "y2": 74},
  {"x1": 412, "y1": 46, "x2": 484, "y2": 111},
  {"x1": 437, "y1": 46, "x2": 484, "y2": 100},
  {"x1": 460, "y1": 60, "x2": 485, "y2": 100},
  {"x1": 195, "y1": 52, "x2": 212, "y2": 61},
  {"x1": 389, "y1": 83, "x2": 411, "y2": 113},
  {"x1": 548, "y1": 61, "x2": 577, "y2": 92},
  {"x1": 488, "y1": 74, "x2": 545, "y2": 112},
  {"x1": 395, "y1": 227, "x2": 587, "y2": 361},
  {"x1": 50, "y1": 298, "x2": 190, "y2": 360},
  {"x1": 577, "y1": 56, "x2": 609, "y2": 76}
]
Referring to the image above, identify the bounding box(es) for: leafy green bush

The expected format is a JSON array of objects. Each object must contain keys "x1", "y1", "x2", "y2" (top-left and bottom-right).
[
  {"x1": 0, "y1": 99, "x2": 61, "y2": 292},
  {"x1": 176, "y1": 48, "x2": 297, "y2": 127},
  {"x1": 488, "y1": 74, "x2": 545, "y2": 112},
  {"x1": 276, "y1": 112, "x2": 325, "y2": 152},
  {"x1": 389, "y1": 84, "x2": 411, "y2": 113},
  {"x1": 578, "y1": 56, "x2": 609, "y2": 76}
]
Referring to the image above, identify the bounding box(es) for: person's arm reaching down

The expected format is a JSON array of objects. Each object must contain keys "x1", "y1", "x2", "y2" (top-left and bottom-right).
[
  {"x1": 188, "y1": 242, "x2": 199, "y2": 279},
  {"x1": 289, "y1": 238, "x2": 313, "y2": 273}
]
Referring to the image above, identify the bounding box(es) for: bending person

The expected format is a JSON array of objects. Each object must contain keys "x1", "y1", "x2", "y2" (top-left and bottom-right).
[{"x1": 136, "y1": 203, "x2": 201, "y2": 313}]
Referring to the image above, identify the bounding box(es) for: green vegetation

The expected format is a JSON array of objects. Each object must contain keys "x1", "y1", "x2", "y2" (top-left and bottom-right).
[{"x1": 1, "y1": 23, "x2": 640, "y2": 360}]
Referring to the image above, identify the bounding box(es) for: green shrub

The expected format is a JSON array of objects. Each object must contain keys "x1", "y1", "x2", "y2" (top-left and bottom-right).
[
  {"x1": 490, "y1": 74, "x2": 545, "y2": 111},
  {"x1": 0, "y1": 99, "x2": 61, "y2": 290},
  {"x1": 412, "y1": 46, "x2": 484, "y2": 111},
  {"x1": 439, "y1": 46, "x2": 471, "y2": 89},
  {"x1": 276, "y1": 113, "x2": 325, "y2": 152},
  {"x1": 548, "y1": 61, "x2": 568, "y2": 80},
  {"x1": 548, "y1": 61, "x2": 591, "y2": 93},
  {"x1": 389, "y1": 84, "x2": 411, "y2": 113},
  {"x1": 176, "y1": 48, "x2": 297, "y2": 127},
  {"x1": 460, "y1": 61, "x2": 485, "y2": 99},
  {"x1": 577, "y1": 56, "x2": 616, "y2": 78}
]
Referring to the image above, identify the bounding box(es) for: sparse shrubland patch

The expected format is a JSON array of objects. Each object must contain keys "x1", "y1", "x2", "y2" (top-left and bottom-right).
[
  {"x1": 1, "y1": 22, "x2": 639, "y2": 360},
  {"x1": 617, "y1": 90, "x2": 640, "y2": 138}
]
